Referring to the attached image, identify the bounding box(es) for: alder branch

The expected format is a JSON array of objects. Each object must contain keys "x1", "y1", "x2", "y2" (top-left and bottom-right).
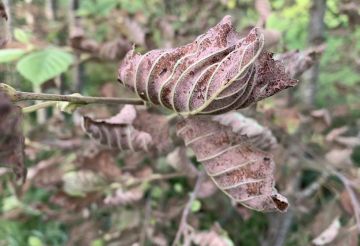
[{"x1": 0, "y1": 83, "x2": 144, "y2": 105}]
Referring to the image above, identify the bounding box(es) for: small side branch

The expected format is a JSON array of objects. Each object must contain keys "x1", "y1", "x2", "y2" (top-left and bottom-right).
[{"x1": 172, "y1": 170, "x2": 205, "y2": 246}]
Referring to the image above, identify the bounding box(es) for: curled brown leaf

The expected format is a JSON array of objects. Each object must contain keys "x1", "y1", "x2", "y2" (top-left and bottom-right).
[
  {"x1": 82, "y1": 105, "x2": 153, "y2": 152},
  {"x1": 82, "y1": 105, "x2": 171, "y2": 154},
  {"x1": 118, "y1": 15, "x2": 297, "y2": 115},
  {"x1": 177, "y1": 116, "x2": 288, "y2": 212}
]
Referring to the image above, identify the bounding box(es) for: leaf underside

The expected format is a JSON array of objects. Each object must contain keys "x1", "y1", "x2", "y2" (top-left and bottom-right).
[{"x1": 177, "y1": 116, "x2": 288, "y2": 212}]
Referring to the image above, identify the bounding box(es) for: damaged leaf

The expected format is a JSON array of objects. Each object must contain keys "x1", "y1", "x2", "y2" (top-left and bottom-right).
[
  {"x1": 212, "y1": 111, "x2": 277, "y2": 151},
  {"x1": 177, "y1": 116, "x2": 288, "y2": 212},
  {"x1": 118, "y1": 15, "x2": 297, "y2": 115},
  {"x1": 275, "y1": 45, "x2": 325, "y2": 78},
  {"x1": 83, "y1": 105, "x2": 171, "y2": 153},
  {"x1": 83, "y1": 105, "x2": 152, "y2": 152},
  {"x1": 0, "y1": 91, "x2": 26, "y2": 184}
]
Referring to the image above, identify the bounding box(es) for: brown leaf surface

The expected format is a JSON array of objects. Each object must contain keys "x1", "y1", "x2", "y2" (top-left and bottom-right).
[
  {"x1": 104, "y1": 187, "x2": 143, "y2": 206},
  {"x1": 0, "y1": 91, "x2": 26, "y2": 184},
  {"x1": 255, "y1": 0, "x2": 271, "y2": 27},
  {"x1": 82, "y1": 105, "x2": 153, "y2": 152},
  {"x1": 177, "y1": 116, "x2": 288, "y2": 212},
  {"x1": 212, "y1": 111, "x2": 277, "y2": 151},
  {"x1": 275, "y1": 45, "x2": 325, "y2": 78},
  {"x1": 312, "y1": 217, "x2": 341, "y2": 245},
  {"x1": 70, "y1": 26, "x2": 131, "y2": 60},
  {"x1": 118, "y1": 15, "x2": 297, "y2": 115},
  {"x1": 0, "y1": 2, "x2": 7, "y2": 21},
  {"x1": 166, "y1": 147, "x2": 198, "y2": 178},
  {"x1": 83, "y1": 105, "x2": 171, "y2": 154}
]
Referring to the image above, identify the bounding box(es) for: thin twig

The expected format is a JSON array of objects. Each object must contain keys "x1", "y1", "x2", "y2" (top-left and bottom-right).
[
  {"x1": 15, "y1": 91, "x2": 144, "y2": 105},
  {"x1": 172, "y1": 170, "x2": 205, "y2": 246},
  {"x1": 0, "y1": 83, "x2": 144, "y2": 105},
  {"x1": 140, "y1": 195, "x2": 152, "y2": 246}
]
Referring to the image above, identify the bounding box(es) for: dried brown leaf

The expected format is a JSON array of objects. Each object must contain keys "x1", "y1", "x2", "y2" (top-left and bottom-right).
[
  {"x1": 0, "y1": 2, "x2": 7, "y2": 21},
  {"x1": 275, "y1": 45, "x2": 325, "y2": 78},
  {"x1": 255, "y1": 0, "x2": 271, "y2": 27},
  {"x1": 326, "y1": 126, "x2": 360, "y2": 148},
  {"x1": 118, "y1": 15, "x2": 297, "y2": 115},
  {"x1": 82, "y1": 105, "x2": 153, "y2": 152},
  {"x1": 0, "y1": 91, "x2": 26, "y2": 184},
  {"x1": 99, "y1": 37, "x2": 131, "y2": 60},
  {"x1": 104, "y1": 187, "x2": 143, "y2": 206},
  {"x1": 66, "y1": 221, "x2": 99, "y2": 246},
  {"x1": 120, "y1": 16, "x2": 146, "y2": 46},
  {"x1": 70, "y1": 26, "x2": 99, "y2": 53},
  {"x1": 50, "y1": 191, "x2": 102, "y2": 211},
  {"x1": 311, "y1": 108, "x2": 332, "y2": 133},
  {"x1": 312, "y1": 217, "x2": 341, "y2": 245},
  {"x1": 177, "y1": 116, "x2": 288, "y2": 212},
  {"x1": 166, "y1": 147, "x2": 198, "y2": 178},
  {"x1": 212, "y1": 111, "x2": 277, "y2": 151},
  {"x1": 77, "y1": 148, "x2": 122, "y2": 181},
  {"x1": 191, "y1": 225, "x2": 230, "y2": 246},
  {"x1": 325, "y1": 148, "x2": 353, "y2": 167}
]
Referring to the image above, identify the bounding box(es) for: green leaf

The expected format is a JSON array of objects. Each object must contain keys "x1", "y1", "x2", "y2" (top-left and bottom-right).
[
  {"x1": 0, "y1": 49, "x2": 26, "y2": 63},
  {"x1": 28, "y1": 236, "x2": 43, "y2": 246},
  {"x1": 14, "y1": 28, "x2": 31, "y2": 44},
  {"x1": 191, "y1": 199, "x2": 202, "y2": 212},
  {"x1": 16, "y1": 48, "x2": 74, "y2": 86}
]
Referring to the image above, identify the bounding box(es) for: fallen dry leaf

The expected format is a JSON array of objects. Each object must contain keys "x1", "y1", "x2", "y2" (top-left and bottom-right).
[
  {"x1": 312, "y1": 217, "x2": 341, "y2": 245},
  {"x1": 118, "y1": 15, "x2": 297, "y2": 115},
  {"x1": 177, "y1": 116, "x2": 288, "y2": 212},
  {"x1": 325, "y1": 148, "x2": 353, "y2": 167}
]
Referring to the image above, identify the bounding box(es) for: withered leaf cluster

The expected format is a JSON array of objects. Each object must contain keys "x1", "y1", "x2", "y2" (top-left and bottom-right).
[{"x1": 84, "y1": 15, "x2": 306, "y2": 212}]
